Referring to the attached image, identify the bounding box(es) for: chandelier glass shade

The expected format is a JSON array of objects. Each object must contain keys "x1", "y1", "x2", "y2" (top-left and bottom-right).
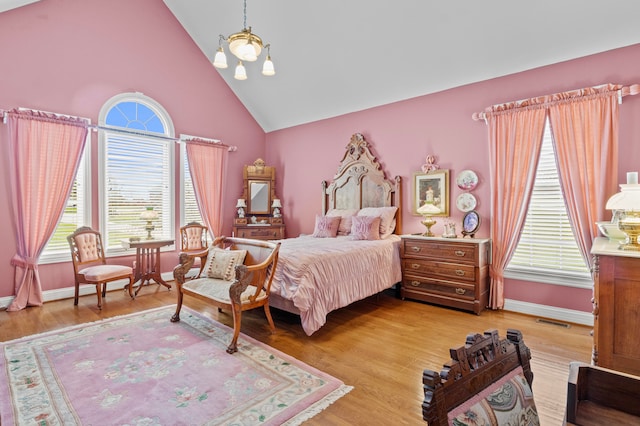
[{"x1": 212, "y1": 0, "x2": 275, "y2": 79}]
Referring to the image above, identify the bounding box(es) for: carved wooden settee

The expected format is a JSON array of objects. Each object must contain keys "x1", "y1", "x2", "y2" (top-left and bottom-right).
[
  {"x1": 422, "y1": 329, "x2": 538, "y2": 425},
  {"x1": 172, "y1": 236, "x2": 280, "y2": 354}
]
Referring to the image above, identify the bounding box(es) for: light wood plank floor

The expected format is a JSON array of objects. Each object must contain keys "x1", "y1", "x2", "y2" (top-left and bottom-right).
[{"x1": 0, "y1": 284, "x2": 592, "y2": 425}]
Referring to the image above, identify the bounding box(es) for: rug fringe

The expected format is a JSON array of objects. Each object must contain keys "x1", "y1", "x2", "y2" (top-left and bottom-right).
[{"x1": 282, "y1": 384, "x2": 354, "y2": 426}]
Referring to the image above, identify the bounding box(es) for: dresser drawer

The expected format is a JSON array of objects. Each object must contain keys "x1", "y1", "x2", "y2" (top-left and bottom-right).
[
  {"x1": 235, "y1": 226, "x2": 283, "y2": 240},
  {"x1": 402, "y1": 276, "x2": 475, "y2": 300},
  {"x1": 402, "y1": 239, "x2": 478, "y2": 264},
  {"x1": 403, "y1": 259, "x2": 476, "y2": 282}
]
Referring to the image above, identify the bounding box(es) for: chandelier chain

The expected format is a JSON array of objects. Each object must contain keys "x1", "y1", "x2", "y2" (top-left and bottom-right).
[{"x1": 243, "y1": 0, "x2": 247, "y2": 29}]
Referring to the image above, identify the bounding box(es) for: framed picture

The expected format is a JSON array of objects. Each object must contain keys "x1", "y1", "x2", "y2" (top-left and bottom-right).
[{"x1": 413, "y1": 169, "x2": 449, "y2": 216}]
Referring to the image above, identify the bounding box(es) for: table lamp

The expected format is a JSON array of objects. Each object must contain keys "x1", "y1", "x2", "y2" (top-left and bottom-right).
[
  {"x1": 272, "y1": 198, "x2": 282, "y2": 217},
  {"x1": 606, "y1": 172, "x2": 640, "y2": 251},
  {"x1": 140, "y1": 207, "x2": 159, "y2": 240},
  {"x1": 417, "y1": 203, "x2": 441, "y2": 236},
  {"x1": 236, "y1": 199, "x2": 247, "y2": 218}
]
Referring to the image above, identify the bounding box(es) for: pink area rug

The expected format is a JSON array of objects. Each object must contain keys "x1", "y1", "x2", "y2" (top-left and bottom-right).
[{"x1": 0, "y1": 306, "x2": 352, "y2": 425}]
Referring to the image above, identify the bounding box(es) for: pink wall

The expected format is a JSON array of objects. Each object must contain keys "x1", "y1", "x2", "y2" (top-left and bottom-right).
[
  {"x1": 266, "y1": 43, "x2": 640, "y2": 313},
  {"x1": 0, "y1": 0, "x2": 266, "y2": 298}
]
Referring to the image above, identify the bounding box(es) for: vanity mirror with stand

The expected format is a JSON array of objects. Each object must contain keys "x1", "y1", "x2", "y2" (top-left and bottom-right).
[{"x1": 232, "y1": 158, "x2": 285, "y2": 240}]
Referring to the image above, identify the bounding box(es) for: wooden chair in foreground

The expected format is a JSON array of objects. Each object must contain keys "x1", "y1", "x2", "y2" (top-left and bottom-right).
[
  {"x1": 422, "y1": 329, "x2": 538, "y2": 425},
  {"x1": 67, "y1": 226, "x2": 135, "y2": 309},
  {"x1": 172, "y1": 236, "x2": 280, "y2": 354},
  {"x1": 179, "y1": 221, "x2": 210, "y2": 278},
  {"x1": 565, "y1": 361, "x2": 640, "y2": 425}
]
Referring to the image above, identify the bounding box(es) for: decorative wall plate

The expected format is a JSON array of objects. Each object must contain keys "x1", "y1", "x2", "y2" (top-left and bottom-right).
[
  {"x1": 456, "y1": 192, "x2": 477, "y2": 212},
  {"x1": 456, "y1": 170, "x2": 478, "y2": 191}
]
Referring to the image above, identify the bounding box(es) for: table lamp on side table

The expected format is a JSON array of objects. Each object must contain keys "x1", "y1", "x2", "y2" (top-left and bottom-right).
[
  {"x1": 140, "y1": 207, "x2": 159, "y2": 240},
  {"x1": 417, "y1": 203, "x2": 441, "y2": 237}
]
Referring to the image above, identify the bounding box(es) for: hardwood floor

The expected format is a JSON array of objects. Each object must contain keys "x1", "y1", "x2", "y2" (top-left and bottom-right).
[{"x1": 0, "y1": 284, "x2": 593, "y2": 425}]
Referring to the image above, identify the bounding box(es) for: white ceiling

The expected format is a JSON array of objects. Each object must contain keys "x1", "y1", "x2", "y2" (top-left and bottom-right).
[{"x1": 4, "y1": 1, "x2": 640, "y2": 132}]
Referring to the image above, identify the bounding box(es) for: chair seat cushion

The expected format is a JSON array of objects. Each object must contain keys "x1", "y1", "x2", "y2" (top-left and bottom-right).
[
  {"x1": 183, "y1": 277, "x2": 267, "y2": 304},
  {"x1": 79, "y1": 264, "x2": 133, "y2": 281}
]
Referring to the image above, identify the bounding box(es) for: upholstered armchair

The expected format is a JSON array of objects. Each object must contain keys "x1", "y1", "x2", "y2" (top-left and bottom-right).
[{"x1": 67, "y1": 226, "x2": 135, "y2": 309}]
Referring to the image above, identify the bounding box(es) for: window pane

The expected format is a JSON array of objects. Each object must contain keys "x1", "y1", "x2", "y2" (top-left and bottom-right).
[
  {"x1": 508, "y1": 120, "x2": 590, "y2": 276},
  {"x1": 104, "y1": 133, "x2": 172, "y2": 249},
  {"x1": 184, "y1": 153, "x2": 204, "y2": 226}
]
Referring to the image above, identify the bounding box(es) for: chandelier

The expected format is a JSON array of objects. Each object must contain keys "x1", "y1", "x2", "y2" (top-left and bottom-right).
[{"x1": 212, "y1": 0, "x2": 275, "y2": 80}]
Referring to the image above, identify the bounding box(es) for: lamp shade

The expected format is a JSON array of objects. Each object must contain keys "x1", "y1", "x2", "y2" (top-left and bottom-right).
[
  {"x1": 271, "y1": 198, "x2": 282, "y2": 208},
  {"x1": 236, "y1": 199, "x2": 247, "y2": 208},
  {"x1": 234, "y1": 62, "x2": 247, "y2": 80},
  {"x1": 417, "y1": 203, "x2": 441, "y2": 215},
  {"x1": 262, "y1": 56, "x2": 275, "y2": 76},
  {"x1": 140, "y1": 207, "x2": 159, "y2": 221},
  {"x1": 606, "y1": 184, "x2": 640, "y2": 211},
  {"x1": 213, "y1": 48, "x2": 228, "y2": 69}
]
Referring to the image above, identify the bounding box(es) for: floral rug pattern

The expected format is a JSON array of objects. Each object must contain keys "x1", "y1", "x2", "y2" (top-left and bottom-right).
[{"x1": 0, "y1": 306, "x2": 352, "y2": 425}]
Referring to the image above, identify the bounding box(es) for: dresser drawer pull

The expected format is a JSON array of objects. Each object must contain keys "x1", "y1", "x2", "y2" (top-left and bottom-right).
[
  {"x1": 454, "y1": 250, "x2": 466, "y2": 257},
  {"x1": 455, "y1": 270, "x2": 465, "y2": 276},
  {"x1": 411, "y1": 246, "x2": 422, "y2": 253},
  {"x1": 455, "y1": 288, "x2": 466, "y2": 295},
  {"x1": 411, "y1": 263, "x2": 421, "y2": 269},
  {"x1": 410, "y1": 280, "x2": 421, "y2": 287}
]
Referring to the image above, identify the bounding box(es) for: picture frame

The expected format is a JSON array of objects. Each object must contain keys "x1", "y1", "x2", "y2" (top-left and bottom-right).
[
  {"x1": 413, "y1": 169, "x2": 449, "y2": 216},
  {"x1": 461, "y1": 210, "x2": 480, "y2": 238}
]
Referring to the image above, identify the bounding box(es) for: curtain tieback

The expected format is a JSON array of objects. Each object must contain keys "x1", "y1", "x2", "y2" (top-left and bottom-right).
[{"x1": 11, "y1": 254, "x2": 39, "y2": 271}]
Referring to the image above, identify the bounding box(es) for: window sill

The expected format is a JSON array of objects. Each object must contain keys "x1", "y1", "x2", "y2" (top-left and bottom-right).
[{"x1": 504, "y1": 268, "x2": 593, "y2": 289}]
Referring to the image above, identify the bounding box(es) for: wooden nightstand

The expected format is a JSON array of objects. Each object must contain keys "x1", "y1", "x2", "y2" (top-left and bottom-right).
[{"x1": 400, "y1": 235, "x2": 490, "y2": 314}]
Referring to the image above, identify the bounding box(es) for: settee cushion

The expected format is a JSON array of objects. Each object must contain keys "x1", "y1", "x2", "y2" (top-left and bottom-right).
[
  {"x1": 183, "y1": 278, "x2": 267, "y2": 304},
  {"x1": 203, "y1": 248, "x2": 247, "y2": 281},
  {"x1": 447, "y1": 366, "x2": 539, "y2": 425}
]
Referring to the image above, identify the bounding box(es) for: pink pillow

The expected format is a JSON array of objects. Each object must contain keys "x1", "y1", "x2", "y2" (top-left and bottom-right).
[
  {"x1": 312, "y1": 215, "x2": 341, "y2": 238},
  {"x1": 326, "y1": 208, "x2": 359, "y2": 236},
  {"x1": 350, "y1": 216, "x2": 381, "y2": 240}
]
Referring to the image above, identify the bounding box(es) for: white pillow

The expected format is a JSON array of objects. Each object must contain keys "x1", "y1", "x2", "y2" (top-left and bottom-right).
[
  {"x1": 204, "y1": 247, "x2": 247, "y2": 281},
  {"x1": 358, "y1": 206, "x2": 398, "y2": 238},
  {"x1": 326, "y1": 208, "x2": 359, "y2": 236}
]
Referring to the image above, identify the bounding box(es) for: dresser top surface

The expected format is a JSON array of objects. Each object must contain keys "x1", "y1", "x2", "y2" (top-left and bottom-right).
[{"x1": 591, "y1": 236, "x2": 640, "y2": 258}]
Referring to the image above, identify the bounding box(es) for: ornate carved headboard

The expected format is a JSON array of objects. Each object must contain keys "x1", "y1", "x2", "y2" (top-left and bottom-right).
[{"x1": 322, "y1": 133, "x2": 402, "y2": 234}]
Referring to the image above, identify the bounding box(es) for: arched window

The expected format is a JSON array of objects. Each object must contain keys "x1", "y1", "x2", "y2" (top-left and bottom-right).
[{"x1": 98, "y1": 93, "x2": 175, "y2": 253}]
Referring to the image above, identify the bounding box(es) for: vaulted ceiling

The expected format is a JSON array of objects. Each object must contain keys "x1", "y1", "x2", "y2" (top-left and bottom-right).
[{"x1": 4, "y1": 1, "x2": 640, "y2": 132}]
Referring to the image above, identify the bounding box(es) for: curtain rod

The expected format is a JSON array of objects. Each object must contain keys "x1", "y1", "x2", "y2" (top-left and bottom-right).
[
  {"x1": 1, "y1": 108, "x2": 237, "y2": 152},
  {"x1": 472, "y1": 83, "x2": 640, "y2": 123}
]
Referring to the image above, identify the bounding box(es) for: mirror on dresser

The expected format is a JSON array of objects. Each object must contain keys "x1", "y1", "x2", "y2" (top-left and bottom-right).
[{"x1": 233, "y1": 158, "x2": 285, "y2": 240}]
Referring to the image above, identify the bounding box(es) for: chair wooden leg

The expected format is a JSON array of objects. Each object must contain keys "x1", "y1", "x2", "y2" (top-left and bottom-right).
[
  {"x1": 264, "y1": 304, "x2": 276, "y2": 334},
  {"x1": 74, "y1": 282, "x2": 80, "y2": 306},
  {"x1": 126, "y1": 276, "x2": 135, "y2": 299},
  {"x1": 227, "y1": 304, "x2": 242, "y2": 354},
  {"x1": 96, "y1": 284, "x2": 103, "y2": 310}
]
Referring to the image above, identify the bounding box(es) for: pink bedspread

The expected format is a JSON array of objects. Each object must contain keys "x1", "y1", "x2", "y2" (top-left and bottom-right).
[{"x1": 271, "y1": 235, "x2": 402, "y2": 335}]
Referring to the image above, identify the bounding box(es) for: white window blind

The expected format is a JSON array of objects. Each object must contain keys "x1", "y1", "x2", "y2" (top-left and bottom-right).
[
  {"x1": 103, "y1": 132, "x2": 173, "y2": 250},
  {"x1": 507, "y1": 120, "x2": 590, "y2": 282},
  {"x1": 183, "y1": 149, "x2": 204, "y2": 226}
]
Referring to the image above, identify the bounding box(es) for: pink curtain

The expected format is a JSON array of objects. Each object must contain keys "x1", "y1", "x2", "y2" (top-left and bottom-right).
[
  {"x1": 487, "y1": 108, "x2": 547, "y2": 309},
  {"x1": 185, "y1": 139, "x2": 229, "y2": 237},
  {"x1": 5, "y1": 109, "x2": 88, "y2": 311},
  {"x1": 479, "y1": 83, "x2": 638, "y2": 309},
  {"x1": 549, "y1": 85, "x2": 620, "y2": 270}
]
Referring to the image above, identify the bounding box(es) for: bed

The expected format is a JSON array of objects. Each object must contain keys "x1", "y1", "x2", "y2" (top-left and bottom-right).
[{"x1": 268, "y1": 133, "x2": 403, "y2": 335}]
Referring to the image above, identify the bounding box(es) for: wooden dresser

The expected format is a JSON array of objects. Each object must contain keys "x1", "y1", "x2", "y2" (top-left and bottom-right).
[
  {"x1": 591, "y1": 237, "x2": 640, "y2": 376},
  {"x1": 400, "y1": 235, "x2": 490, "y2": 314},
  {"x1": 232, "y1": 218, "x2": 284, "y2": 241}
]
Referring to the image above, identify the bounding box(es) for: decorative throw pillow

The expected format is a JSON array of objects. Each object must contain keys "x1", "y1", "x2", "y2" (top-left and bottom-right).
[
  {"x1": 447, "y1": 366, "x2": 539, "y2": 426},
  {"x1": 326, "y1": 208, "x2": 359, "y2": 236},
  {"x1": 312, "y1": 215, "x2": 341, "y2": 238},
  {"x1": 204, "y1": 247, "x2": 247, "y2": 281},
  {"x1": 350, "y1": 215, "x2": 381, "y2": 240},
  {"x1": 358, "y1": 206, "x2": 398, "y2": 238}
]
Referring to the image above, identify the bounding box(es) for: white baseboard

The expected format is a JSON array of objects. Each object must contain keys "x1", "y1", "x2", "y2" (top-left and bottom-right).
[
  {"x1": 504, "y1": 298, "x2": 593, "y2": 327},
  {"x1": 0, "y1": 272, "x2": 175, "y2": 310}
]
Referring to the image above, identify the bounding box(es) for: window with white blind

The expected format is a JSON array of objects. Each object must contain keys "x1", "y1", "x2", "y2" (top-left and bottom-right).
[
  {"x1": 40, "y1": 139, "x2": 91, "y2": 263},
  {"x1": 181, "y1": 142, "x2": 204, "y2": 227},
  {"x1": 506, "y1": 119, "x2": 591, "y2": 288},
  {"x1": 98, "y1": 93, "x2": 175, "y2": 254}
]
